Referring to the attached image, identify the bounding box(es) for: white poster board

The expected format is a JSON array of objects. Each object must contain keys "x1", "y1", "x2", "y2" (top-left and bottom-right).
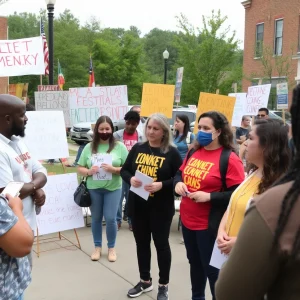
[
  {"x1": 23, "y1": 111, "x2": 69, "y2": 160},
  {"x1": 0, "y1": 37, "x2": 45, "y2": 77},
  {"x1": 36, "y1": 173, "x2": 84, "y2": 235},
  {"x1": 34, "y1": 91, "x2": 71, "y2": 127},
  {"x1": 69, "y1": 86, "x2": 128, "y2": 126},
  {"x1": 246, "y1": 84, "x2": 271, "y2": 115},
  {"x1": 92, "y1": 153, "x2": 113, "y2": 180},
  {"x1": 229, "y1": 93, "x2": 247, "y2": 127}
]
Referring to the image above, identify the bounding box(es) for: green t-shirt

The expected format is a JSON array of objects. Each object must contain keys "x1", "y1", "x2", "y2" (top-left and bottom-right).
[{"x1": 78, "y1": 142, "x2": 128, "y2": 191}]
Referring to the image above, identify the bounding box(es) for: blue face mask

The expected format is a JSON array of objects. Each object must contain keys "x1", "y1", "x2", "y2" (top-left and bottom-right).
[{"x1": 197, "y1": 131, "x2": 215, "y2": 146}]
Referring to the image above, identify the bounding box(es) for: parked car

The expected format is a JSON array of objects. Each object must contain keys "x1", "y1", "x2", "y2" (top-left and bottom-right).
[{"x1": 169, "y1": 107, "x2": 197, "y2": 132}]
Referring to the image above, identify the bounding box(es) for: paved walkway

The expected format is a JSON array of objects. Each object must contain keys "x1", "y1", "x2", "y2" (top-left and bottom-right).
[{"x1": 26, "y1": 218, "x2": 213, "y2": 300}]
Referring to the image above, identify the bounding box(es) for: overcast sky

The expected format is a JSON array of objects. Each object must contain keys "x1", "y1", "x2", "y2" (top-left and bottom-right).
[{"x1": 1, "y1": 0, "x2": 245, "y2": 46}]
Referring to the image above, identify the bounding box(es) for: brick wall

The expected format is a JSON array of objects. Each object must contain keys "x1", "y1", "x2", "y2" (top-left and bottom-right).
[
  {"x1": 242, "y1": 0, "x2": 300, "y2": 106},
  {"x1": 0, "y1": 17, "x2": 8, "y2": 94}
]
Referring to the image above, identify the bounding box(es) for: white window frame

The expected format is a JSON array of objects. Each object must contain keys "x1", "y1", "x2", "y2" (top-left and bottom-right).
[
  {"x1": 255, "y1": 22, "x2": 264, "y2": 58},
  {"x1": 274, "y1": 18, "x2": 284, "y2": 56}
]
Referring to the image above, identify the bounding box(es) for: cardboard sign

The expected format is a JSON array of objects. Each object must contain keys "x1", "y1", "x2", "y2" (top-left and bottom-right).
[
  {"x1": 195, "y1": 93, "x2": 236, "y2": 133},
  {"x1": 36, "y1": 173, "x2": 84, "y2": 235},
  {"x1": 0, "y1": 37, "x2": 45, "y2": 76},
  {"x1": 34, "y1": 91, "x2": 71, "y2": 127},
  {"x1": 246, "y1": 84, "x2": 271, "y2": 115},
  {"x1": 228, "y1": 93, "x2": 247, "y2": 127},
  {"x1": 140, "y1": 83, "x2": 174, "y2": 118},
  {"x1": 23, "y1": 111, "x2": 69, "y2": 160},
  {"x1": 69, "y1": 86, "x2": 128, "y2": 126}
]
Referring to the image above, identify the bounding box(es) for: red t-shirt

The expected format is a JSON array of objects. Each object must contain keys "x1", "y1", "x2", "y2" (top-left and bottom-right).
[
  {"x1": 180, "y1": 147, "x2": 244, "y2": 230},
  {"x1": 123, "y1": 131, "x2": 139, "y2": 151}
]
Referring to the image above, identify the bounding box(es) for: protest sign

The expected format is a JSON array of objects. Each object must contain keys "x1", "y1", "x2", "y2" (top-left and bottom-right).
[
  {"x1": 140, "y1": 83, "x2": 175, "y2": 118},
  {"x1": 276, "y1": 82, "x2": 288, "y2": 110},
  {"x1": 195, "y1": 93, "x2": 236, "y2": 133},
  {"x1": 0, "y1": 37, "x2": 45, "y2": 76},
  {"x1": 174, "y1": 67, "x2": 184, "y2": 103},
  {"x1": 92, "y1": 153, "x2": 113, "y2": 181},
  {"x1": 23, "y1": 111, "x2": 69, "y2": 160},
  {"x1": 228, "y1": 93, "x2": 247, "y2": 127},
  {"x1": 246, "y1": 84, "x2": 271, "y2": 115},
  {"x1": 69, "y1": 86, "x2": 128, "y2": 126},
  {"x1": 34, "y1": 91, "x2": 70, "y2": 127},
  {"x1": 38, "y1": 85, "x2": 59, "y2": 92},
  {"x1": 36, "y1": 173, "x2": 84, "y2": 235}
]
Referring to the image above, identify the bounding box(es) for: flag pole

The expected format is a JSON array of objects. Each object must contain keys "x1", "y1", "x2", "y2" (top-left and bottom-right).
[{"x1": 40, "y1": 74, "x2": 43, "y2": 86}]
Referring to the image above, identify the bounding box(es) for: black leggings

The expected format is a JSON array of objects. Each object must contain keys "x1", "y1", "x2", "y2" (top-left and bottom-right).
[{"x1": 131, "y1": 214, "x2": 173, "y2": 285}]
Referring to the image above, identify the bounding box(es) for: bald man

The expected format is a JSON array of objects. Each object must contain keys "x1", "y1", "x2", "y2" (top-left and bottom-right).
[{"x1": 0, "y1": 95, "x2": 47, "y2": 265}]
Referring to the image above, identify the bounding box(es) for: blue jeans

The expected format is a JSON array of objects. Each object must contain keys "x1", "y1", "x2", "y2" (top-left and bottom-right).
[
  {"x1": 17, "y1": 294, "x2": 24, "y2": 300},
  {"x1": 89, "y1": 188, "x2": 121, "y2": 248},
  {"x1": 182, "y1": 224, "x2": 219, "y2": 300},
  {"x1": 117, "y1": 180, "x2": 131, "y2": 225},
  {"x1": 74, "y1": 144, "x2": 86, "y2": 165}
]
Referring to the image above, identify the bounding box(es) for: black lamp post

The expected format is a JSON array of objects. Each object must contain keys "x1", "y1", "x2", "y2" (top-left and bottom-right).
[
  {"x1": 45, "y1": 0, "x2": 56, "y2": 85},
  {"x1": 163, "y1": 49, "x2": 169, "y2": 84}
]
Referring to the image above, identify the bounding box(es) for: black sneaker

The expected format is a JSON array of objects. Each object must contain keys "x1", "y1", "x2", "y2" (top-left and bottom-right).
[
  {"x1": 157, "y1": 285, "x2": 169, "y2": 300},
  {"x1": 127, "y1": 281, "x2": 153, "y2": 298}
]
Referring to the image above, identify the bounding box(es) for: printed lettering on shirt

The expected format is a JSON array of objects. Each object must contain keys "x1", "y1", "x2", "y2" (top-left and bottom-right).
[
  {"x1": 182, "y1": 158, "x2": 215, "y2": 191},
  {"x1": 135, "y1": 153, "x2": 166, "y2": 196},
  {"x1": 124, "y1": 139, "x2": 137, "y2": 151},
  {"x1": 15, "y1": 152, "x2": 31, "y2": 164}
]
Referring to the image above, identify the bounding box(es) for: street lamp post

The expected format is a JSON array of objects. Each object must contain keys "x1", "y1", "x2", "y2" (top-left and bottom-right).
[
  {"x1": 45, "y1": 0, "x2": 56, "y2": 85},
  {"x1": 163, "y1": 49, "x2": 169, "y2": 84}
]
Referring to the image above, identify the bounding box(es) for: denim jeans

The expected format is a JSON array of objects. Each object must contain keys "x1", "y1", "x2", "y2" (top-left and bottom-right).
[
  {"x1": 74, "y1": 144, "x2": 86, "y2": 165},
  {"x1": 89, "y1": 188, "x2": 121, "y2": 248},
  {"x1": 17, "y1": 294, "x2": 24, "y2": 300},
  {"x1": 117, "y1": 180, "x2": 131, "y2": 225},
  {"x1": 182, "y1": 224, "x2": 219, "y2": 300}
]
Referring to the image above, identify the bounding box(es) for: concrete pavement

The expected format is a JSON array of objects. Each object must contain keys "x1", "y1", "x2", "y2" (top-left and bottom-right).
[{"x1": 26, "y1": 216, "x2": 213, "y2": 300}]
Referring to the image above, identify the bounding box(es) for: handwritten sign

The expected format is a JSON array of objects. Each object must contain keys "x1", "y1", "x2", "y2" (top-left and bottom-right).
[
  {"x1": 140, "y1": 83, "x2": 175, "y2": 118},
  {"x1": 0, "y1": 37, "x2": 45, "y2": 77},
  {"x1": 195, "y1": 93, "x2": 236, "y2": 133},
  {"x1": 92, "y1": 154, "x2": 113, "y2": 180},
  {"x1": 69, "y1": 86, "x2": 128, "y2": 126},
  {"x1": 36, "y1": 173, "x2": 84, "y2": 235},
  {"x1": 246, "y1": 84, "x2": 271, "y2": 115},
  {"x1": 228, "y1": 93, "x2": 247, "y2": 127},
  {"x1": 23, "y1": 111, "x2": 69, "y2": 160},
  {"x1": 38, "y1": 85, "x2": 59, "y2": 92},
  {"x1": 34, "y1": 91, "x2": 70, "y2": 127}
]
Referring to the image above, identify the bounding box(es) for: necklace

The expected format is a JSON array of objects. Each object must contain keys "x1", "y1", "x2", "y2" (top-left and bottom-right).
[
  {"x1": 226, "y1": 172, "x2": 261, "y2": 234},
  {"x1": 148, "y1": 142, "x2": 160, "y2": 155}
]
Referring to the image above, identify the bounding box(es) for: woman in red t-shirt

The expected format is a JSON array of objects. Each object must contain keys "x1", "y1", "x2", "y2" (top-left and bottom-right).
[{"x1": 174, "y1": 111, "x2": 244, "y2": 300}]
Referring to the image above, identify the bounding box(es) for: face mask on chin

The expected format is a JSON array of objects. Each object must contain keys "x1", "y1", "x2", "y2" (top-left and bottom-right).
[
  {"x1": 99, "y1": 133, "x2": 112, "y2": 141},
  {"x1": 197, "y1": 130, "x2": 216, "y2": 147}
]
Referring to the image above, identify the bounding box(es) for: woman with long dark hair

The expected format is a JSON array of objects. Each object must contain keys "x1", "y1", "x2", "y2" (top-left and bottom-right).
[
  {"x1": 174, "y1": 111, "x2": 245, "y2": 300},
  {"x1": 216, "y1": 85, "x2": 300, "y2": 300},
  {"x1": 173, "y1": 114, "x2": 195, "y2": 160},
  {"x1": 217, "y1": 119, "x2": 290, "y2": 254},
  {"x1": 77, "y1": 116, "x2": 128, "y2": 262}
]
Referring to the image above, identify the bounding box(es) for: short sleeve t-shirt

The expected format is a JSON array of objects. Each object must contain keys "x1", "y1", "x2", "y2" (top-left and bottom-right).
[
  {"x1": 78, "y1": 142, "x2": 128, "y2": 191},
  {"x1": 174, "y1": 133, "x2": 195, "y2": 160},
  {"x1": 236, "y1": 127, "x2": 249, "y2": 140},
  {"x1": 0, "y1": 198, "x2": 31, "y2": 300},
  {"x1": 179, "y1": 147, "x2": 245, "y2": 230},
  {"x1": 123, "y1": 131, "x2": 139, "y2": 151}
]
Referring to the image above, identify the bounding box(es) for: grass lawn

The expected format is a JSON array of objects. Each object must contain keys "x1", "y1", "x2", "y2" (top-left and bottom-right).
[
  {"x1": 43, "y1": 163, "x2": 77, "y2": 175},
  {"x1": 69, "y1": 149, "x2": 77, "y2": 156}
]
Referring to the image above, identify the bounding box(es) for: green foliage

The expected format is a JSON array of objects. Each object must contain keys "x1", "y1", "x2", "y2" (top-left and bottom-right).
[{"x1": 7, "y1": 9, "x2": 243, "y2": 105}]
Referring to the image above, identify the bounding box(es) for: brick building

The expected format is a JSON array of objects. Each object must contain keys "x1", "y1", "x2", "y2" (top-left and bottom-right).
[
  {"x1": 0, "y1": 16, "x2": 8, "y2": 94},
  {"x1": 241, "y1": 0, "x2": 300, "y2": 107}
]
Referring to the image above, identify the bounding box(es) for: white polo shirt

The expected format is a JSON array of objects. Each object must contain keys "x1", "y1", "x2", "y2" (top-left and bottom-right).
[{"x1": 0, "y1": 134, "x2": 47, "y2": 230}]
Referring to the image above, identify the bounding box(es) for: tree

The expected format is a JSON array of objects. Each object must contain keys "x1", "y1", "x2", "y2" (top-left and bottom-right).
[{"x1": 175, "y1": 11, "x2": 240, "y2": 104}]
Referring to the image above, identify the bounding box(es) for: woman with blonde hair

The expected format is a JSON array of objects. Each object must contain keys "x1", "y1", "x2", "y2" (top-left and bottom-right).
[{"x1": 121, "y1": 113, "x2": 182, "y2": 300}]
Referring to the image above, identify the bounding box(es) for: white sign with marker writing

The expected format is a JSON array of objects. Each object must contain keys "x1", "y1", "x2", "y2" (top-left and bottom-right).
[
  {"x1": 92, "y1": 154, "x2": 113, "y2": 181},
  {"x1": 36, "y1": 173, "x2": 84, "y2": 235}
]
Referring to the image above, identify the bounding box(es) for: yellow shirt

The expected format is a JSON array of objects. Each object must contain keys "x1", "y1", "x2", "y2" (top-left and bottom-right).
[{"x1": 225, "y1": 173, "x2": 261, "y2": 237}]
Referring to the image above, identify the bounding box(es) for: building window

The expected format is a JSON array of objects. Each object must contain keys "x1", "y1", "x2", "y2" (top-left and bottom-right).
[
  {"x1": 274, "y1": 19, "x2": 283, "y2": 55},
  {"x1": 255, "y1": 23, "x2": 264, "y2": 57}
]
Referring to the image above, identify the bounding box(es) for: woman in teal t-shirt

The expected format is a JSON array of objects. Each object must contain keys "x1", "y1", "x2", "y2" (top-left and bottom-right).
[{"x1": 78, "y1": 116, "x2": 128, "y2": 263}]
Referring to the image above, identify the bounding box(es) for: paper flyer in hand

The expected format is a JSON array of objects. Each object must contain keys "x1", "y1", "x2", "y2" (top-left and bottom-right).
[
  {"x1": 130, "y1": 170, "x2": 154, "y2": 200},
  {"x1": 92, "y1": 154, "x2": 113, "y2": 181},
  {"x1": 210, "y1": 241, "x2": 229, "y2": 269}
]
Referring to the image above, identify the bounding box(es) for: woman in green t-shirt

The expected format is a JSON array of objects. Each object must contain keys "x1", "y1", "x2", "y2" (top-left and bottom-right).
[{"x1": 78, "y1": 116, "x2": 128, "y2": 263}]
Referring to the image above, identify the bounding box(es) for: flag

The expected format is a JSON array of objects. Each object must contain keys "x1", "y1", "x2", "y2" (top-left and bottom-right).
[
  {"x1": 58, "y1": 60, "x2": 65, "y2": 90},
  {"x1": 40, "y1": 19, "x2": 49, "y2": 76},
  {"x1": 89, "y1": 55, "x2": 95, "y2": 87}
]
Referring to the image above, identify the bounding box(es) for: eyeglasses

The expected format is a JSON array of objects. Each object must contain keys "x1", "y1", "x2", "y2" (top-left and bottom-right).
[{"x1": 257, "y1": 114, "x2": 266, "y2": 117}]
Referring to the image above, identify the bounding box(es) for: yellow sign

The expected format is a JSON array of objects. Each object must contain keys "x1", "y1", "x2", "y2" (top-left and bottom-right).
[
  {"x1": 194, "y1": 93, "x2": 236, "y2": 133},
  {"x1": 140, "y1": 83, "x2": 175, "y2": 118},
  {"x1": 9, "y1": 83, "x2": 29, "y2": 99}
]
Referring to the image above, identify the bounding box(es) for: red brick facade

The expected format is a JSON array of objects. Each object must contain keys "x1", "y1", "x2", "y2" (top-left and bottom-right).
[
  {"x1": 242, "y1": 0, "x2": 300, "y2": 107},
  {"x1": 0, "y1": 17, "x2": 8, "y2": 94}
]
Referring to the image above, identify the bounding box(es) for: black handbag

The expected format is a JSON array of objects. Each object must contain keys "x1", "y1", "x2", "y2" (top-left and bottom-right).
[{"x1": 74, "y1": 178, "x2": 91, "y2": 207}]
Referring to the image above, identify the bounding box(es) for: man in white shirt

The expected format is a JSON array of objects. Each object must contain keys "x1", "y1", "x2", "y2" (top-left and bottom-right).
[{"x1": 0, "y1": 95, "x2": 47, "y2": 259}]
